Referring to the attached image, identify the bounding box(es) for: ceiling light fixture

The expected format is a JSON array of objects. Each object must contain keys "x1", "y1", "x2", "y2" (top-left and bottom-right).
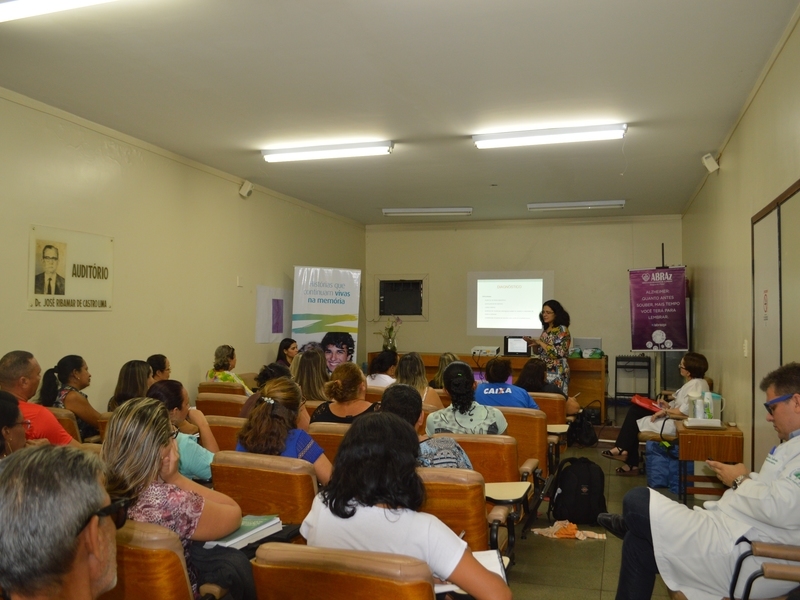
[
  {"x1": 473, "y1": 123, "x2": 628, "y2": 149},
  {"x1": 382, "y1": 207, "x2": 472, "y2": 217},
  {"x1": 527, "y1": 200, "x2": 626, "y2": 212},
  {"x1": 0, "y1": 0, "x2": 121, "y2": 23},
  {"x1": 262, "y1": 141, "x2": 393, "y2": 163}
]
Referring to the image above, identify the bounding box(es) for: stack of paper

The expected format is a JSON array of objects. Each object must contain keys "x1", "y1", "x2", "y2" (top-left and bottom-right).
[
  {"x1": 204, "y1": 514, "x2": 282, "y2": 550},
  {"x1": 434, "y1": 550, "x2": 507, "y2": 594},
  {"x1": 685, "y1": 418, "x2": 723, "y2": 429}
]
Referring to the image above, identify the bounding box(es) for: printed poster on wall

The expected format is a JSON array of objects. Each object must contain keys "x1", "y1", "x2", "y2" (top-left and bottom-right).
[
  {"x1": 255, "y1": 286, "x2": 293, "y2": 344},
  {"x1": 629, "y1": 267, "x2": 687, "y2": 351},
  {"x1": 28, "y1": 225, "x2": 113, "y2": 311},
  {"x1": 292, "y1": 266, "x2": 361, "y2": 372}
]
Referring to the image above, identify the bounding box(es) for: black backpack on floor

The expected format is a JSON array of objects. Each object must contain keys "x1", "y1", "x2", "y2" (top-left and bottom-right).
[{"x1": 547, "y1": 457, "x2": 607, "y2": 524}]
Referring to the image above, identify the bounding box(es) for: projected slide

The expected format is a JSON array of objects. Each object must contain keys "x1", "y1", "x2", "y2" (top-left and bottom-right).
[{"x1": 477, "y1": 279, "x2": 542, "y2": 329}]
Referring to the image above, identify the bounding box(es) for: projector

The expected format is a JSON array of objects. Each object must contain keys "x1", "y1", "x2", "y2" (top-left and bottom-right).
[{"x1": 471, "y1": 346, "x2": 499, "y2": 357}]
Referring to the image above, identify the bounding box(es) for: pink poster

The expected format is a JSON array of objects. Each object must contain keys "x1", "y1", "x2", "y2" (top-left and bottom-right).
[{"x1": 629, "y1": 267, "x2": 688, "y2": 351}]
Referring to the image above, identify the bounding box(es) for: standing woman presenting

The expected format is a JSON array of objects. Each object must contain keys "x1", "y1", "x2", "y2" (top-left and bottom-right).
[{"x1": 524, "y1": 300, "x2": 572, "y2": 394}]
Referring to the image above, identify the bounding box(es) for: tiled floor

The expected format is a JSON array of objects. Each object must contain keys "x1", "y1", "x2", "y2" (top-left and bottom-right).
[{"x1": 507, "y1": 444, "x2": 677, "y2": 599}]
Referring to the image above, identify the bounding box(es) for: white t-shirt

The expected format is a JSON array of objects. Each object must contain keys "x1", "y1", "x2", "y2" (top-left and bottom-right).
[
  {"x1": 300, "y1": 494, "x2": 467, "y2": 580},
  {"x1": 366, "y1": 373, "x2": 396, "y2": 388}
]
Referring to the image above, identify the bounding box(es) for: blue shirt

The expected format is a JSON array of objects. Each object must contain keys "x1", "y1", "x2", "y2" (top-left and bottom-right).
[
  {"x1": 475, "y1": 382, "x2": 538, "y2": 409},
  {"x1": 236, "y1": 428, "x2": 324, "y2": 464}
]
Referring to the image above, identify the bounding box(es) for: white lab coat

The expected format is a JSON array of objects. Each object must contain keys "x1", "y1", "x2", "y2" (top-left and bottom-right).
[
  {"x1": 637, "y1": 378, "x2": 709, "y2": 437},
  {"x1": 649, "y1": 433, "x2": 800, "y2": 599}
]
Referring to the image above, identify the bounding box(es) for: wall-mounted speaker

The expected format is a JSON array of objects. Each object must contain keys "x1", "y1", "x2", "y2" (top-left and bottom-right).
[
  {"x1": 239, "y1": 181, "x2": 254, "y2": 198},
  {"x1": 702, "y1": 153, "x2": 720, "y2": 173}
]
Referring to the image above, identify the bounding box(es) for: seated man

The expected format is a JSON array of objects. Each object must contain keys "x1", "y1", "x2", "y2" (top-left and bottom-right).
[
  {"x1": 0, "y1": 445, "x2": 121, "y2": 599},
  {"x1": 599, "y1": 362, "x2": 800, "y2": 600},
  {"x1": 0, "y1": 350, "x2": 79, "y2": 447},
  {"x1": 475, "y1": 357, "x2": 538, "y2": 409},
  {"x1": 381, "y1": 383, "x2": 473, "y2": 470}
]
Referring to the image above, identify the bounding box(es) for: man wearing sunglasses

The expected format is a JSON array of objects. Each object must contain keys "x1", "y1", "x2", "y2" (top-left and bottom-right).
[
  {"x1": 0, "y1": 445, "x2": 122, "y2": 599},
  {"x1": 599, "y1": 362, "x2": 800, "y2": 600}
]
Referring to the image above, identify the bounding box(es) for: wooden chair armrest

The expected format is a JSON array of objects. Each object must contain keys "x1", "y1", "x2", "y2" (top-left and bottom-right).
[
  {"x1": 487, "y1": 504, "x2": 511, "y2": 525},
  {"x1": 752, "y1": 542, "x2": 800, "y2": 562},
  {"x1": 519, "y1": 458, "x2": 539, "y2": 480},
  {"x1": 762, "y1": 562, "x2": 800, "y2": 582}
]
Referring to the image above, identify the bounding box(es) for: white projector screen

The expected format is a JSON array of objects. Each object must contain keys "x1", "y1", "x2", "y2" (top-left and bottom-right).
[{"x1": 467, "y1": 271, "x2": 554, "y2": 337}]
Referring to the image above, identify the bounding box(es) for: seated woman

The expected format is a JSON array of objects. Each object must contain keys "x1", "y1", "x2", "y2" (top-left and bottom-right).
[
  {"x1": 380, "y1": 383, "x2": 472, "y2": 470},
  {"x1": 300, "y1": 412, "x2": 511, "y2": 600},
  {"x1": 365, "y1": 350, "x2": 398, "y2": 388},
  {"x1": 426, "y1": 361, "x2": 508, "y2": 436},
  {"x1": 294, "y1": 348, "x2": 329, "y2": 403},
  {"x1": 107, "y1": 360, "x2": 154, "y2": 411},
  {"x1": 147, "y1": 380, "x2": 219, "y2": 481},
  {"x1": 236, "y1": 378, "x2": 332, "y2": 485},
  {"x1": 102, "y1": 398, "x2": 253, "y2": 599},
  {"x1": 147, "y1": 354, "x2": 172, "y2": 382},
  {"x1": 515, "y1": 357, "x2": 566, "y2": 396},
  {"x1": 603, "y1": 352, "x2": 709, "y2": 475},
  {"x1": 428, "y1": 352, "x2": 459, "y2": 388},
  {"x1": 39, "y1": 354, "x2": 100, "y2": 439},
  {"x1": 1, "y1": 392, "x2": 28, "y2": 459},
  {"x1": 310, "y1": 362, "x2": 378, "y2": 424},
  {"x1": 206, "y1": 345, "x2": 253, "y2": 396},
  {"x1": 238, "y1": 362, "x2": 292, "y2": 419},
  {"x1": 475, "y1": 357, "x2": 538, "y2": 409},
  {"x1": 275, "y1": 338, "x2": 298, "y2": 369},
  {"x1": 395, "y1": 352, "x2": 444, "y2": 409}
]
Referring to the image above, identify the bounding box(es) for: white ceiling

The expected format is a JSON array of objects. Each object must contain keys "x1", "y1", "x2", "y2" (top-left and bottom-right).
[{"x1": 1, "y1": 0, "x2": 798, "y2": 224}]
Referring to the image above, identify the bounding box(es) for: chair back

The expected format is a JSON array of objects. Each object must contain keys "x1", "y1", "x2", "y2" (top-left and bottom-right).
[
  {"x1": 435, "y1": 434, "x2": 519, "y2": 483},
  {"x1": 305, "y1": 400, "x2": 324, "y2": 420},
  {"x1": 434, "y1": 390, "x2": 451, "y2": 408},
  {"x1": 365, "y1": 386, "x2": 384, "y2": 403},
  {"x1": 211, "y1": 451, "x2": 318, "y2": 523},
  {"x1": 97, "y1": 411, "x2": 113, "y2": 442},
  {"x1": 46, "y1": 406, "x2": 81, "y2": 442},
  {"x1": 99, "y1": 520, "x2": 192, "y2": 600},
  {"x1": 205, "y1": 415, "x2": 245, "y2": 451},
  {"x1": 308, "y1": 422, "x2": 350, "y2": 462},
  {"x1": 530, "y1": 392, "x2": 567, "y2": 425},
  {"x1": 420, "y1": 403, "x2": 439, "y2": 435},
  {"x1": 252, "y1": 543, "x2": 435, "y2": 600},
  {"x1": 196, "y1": 393, "x2": 247, "y2": 417},
  {"x1": 237, "y1": 372, "x2": 259, "y2": 392},
  {"x1": 198, "y1": 381, "x2": 246, "y2": 395},
  {"x1": 496, "y1": 407, "x2": 549, "y2": 476},
  {"x1": 418, "y1": 467, "x2": 488, "y2": 551}
]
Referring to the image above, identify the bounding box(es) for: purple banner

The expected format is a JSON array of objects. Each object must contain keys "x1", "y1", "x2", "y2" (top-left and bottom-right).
[
  {"x1": 629, "y1": 267, "x2": 687, "y2": 351},
  {"x1": 272, "y1": 299, "x2": 283, "y2": 334}
]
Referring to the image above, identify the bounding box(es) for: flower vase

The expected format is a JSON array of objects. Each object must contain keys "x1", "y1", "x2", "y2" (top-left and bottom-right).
[{"x1": 382, "y1": 336, "x2": 397, "y2": 352}]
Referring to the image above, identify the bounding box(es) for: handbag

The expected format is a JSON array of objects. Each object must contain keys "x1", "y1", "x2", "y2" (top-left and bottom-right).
[{"x1": 567, "y1": 410, "x2": 598, "y2": 447}]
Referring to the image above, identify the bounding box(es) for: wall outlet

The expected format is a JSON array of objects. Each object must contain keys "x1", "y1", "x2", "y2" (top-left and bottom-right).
[
  {"x1": 743, "y1": 339, "x2": 748, "y2": 357},
  {"x1": 236, "y1": 276, "x2": 243, "y2": 288}
]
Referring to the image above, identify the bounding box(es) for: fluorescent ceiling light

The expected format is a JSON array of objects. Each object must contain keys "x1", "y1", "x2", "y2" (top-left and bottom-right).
[
  {"x1": 0, "y1": 0, "x2": 121, "y2": 23},
  {"x1": 527, "y1": 200, "x2": 625, "y2": 212},
  {"x1": 262, "y1": 141, "x2": 393, "y2": 163},
  {"x1": 382, "y1": 207, "x2": 472, "y2": 217},
  {"x1": 473, "y1": 123, "x2": 627, "y2": 149}
]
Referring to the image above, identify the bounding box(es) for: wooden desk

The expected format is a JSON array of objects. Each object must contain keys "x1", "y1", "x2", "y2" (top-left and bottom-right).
[
  {"x1": 368, "y1": 352, "x2": 608, "y2": 421},
  {"x1": 676, "y1": 422, "x2": 743, "y2": 504}
]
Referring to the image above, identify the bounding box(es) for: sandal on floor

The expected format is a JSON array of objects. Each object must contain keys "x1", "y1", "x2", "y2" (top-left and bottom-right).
[
  {"x1": 615, "y1": 466, "x2": 640, "y2": 476},
  {"x1": 601, "y1": 447, "x2": 628, "y2": 462}
]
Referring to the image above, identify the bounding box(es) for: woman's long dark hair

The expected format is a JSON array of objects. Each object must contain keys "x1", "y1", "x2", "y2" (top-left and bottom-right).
[
  {"x1": 146, "y1": 380, "x2": 186, "y2": 412},
  {"x1": 237, "y1": 379, "x2": 301, "y2": 455},
  {"x1": 0, "y1": 392, "x2": 22, "y2": 456},
  {"x1": 111, "y1": 361, "x2": 151, "y2": 408},
  {"x1": 40, "y1": 355, "x2": 85, "y2": 407},
  {"x1": 322, "y1": 412, "x2": 424, "y2": 519},
  {"x1": 443, "y1": 361, "x2": 475, "y2": 415},
  {"x1": 515, "y1": 358, "x2": 548, "y2": 392},
  {"x1": 540, "y1": 299, "x2": 570, "y2": 328},
  {"x1": 275, "y1": 338, "x2": 296, "y2": 365}
]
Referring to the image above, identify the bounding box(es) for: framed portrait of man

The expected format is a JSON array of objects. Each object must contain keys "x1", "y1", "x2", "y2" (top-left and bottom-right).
[{"x1": 34, "y1": 240, "x2": 67, "y2": 295}]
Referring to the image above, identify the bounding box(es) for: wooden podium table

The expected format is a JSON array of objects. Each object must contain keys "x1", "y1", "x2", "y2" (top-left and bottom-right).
[
  {"x1": 366, "y1": 352, "x2": 608, "y2": 421},
  {"x1": 675, "y1": 421, "x2": 743, "y2": 504}
]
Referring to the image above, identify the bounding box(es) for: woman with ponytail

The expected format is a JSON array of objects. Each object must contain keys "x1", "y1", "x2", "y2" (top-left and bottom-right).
[
  {"x1": 310, "y1": 362, "x2": 378, "y2": 425},
  {"x1": 425, "y1": 361, "x2": 507, "y2": 436},
  {"x1": 39, "y1": 354, "x2": 100, "y2": 440},
  {"x1": 236, "y1": 378, "x2": 332, "y2": 485}
]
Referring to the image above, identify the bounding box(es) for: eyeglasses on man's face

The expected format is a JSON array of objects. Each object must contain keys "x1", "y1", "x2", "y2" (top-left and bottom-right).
[
  {"x1": 764, "y1": 393, "x2": 797, "y2": 415},
  {"x1": 77, "y1": 497, "x2": 131, "y2": 536}
]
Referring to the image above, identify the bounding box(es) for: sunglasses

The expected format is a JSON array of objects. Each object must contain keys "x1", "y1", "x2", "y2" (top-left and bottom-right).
[
  {"x1": 764, "y1": 393, "x2": 796, "y2": 415},
  {"x1": 77, "y1": 497, "x2": 131, "y2": 536}
]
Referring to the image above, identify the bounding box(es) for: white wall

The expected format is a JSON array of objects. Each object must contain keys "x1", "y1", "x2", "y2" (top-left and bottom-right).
[
  {"x1": 683, "y1": 14, "x2": 800, "y2": 465},
  {"x1": 0, "y1": 87, "x2": 366, "y2": 409},
  {"x1": 365, "y1": 215, "x2": 682, "y2": 397}
]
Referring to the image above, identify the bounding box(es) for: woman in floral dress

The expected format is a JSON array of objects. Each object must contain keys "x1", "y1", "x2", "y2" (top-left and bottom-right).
[{"x1": 525, "y1": 299, "x2": 571, "y2": 394}]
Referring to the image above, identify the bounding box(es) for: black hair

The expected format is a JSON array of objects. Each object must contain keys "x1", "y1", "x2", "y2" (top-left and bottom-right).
[
  {"x1": 275, "y1": 338, "x2": 296, "y2": 365},
  {"x1": 39, "y1": 355, "x2": 84, "y2": 407},
  {"x1": 540, "y1": 299, "x2": 570, "y2": 328},
  {"x1": 146, "y1": 354, "x2": 168, "y2": 377},
  {"x1": 255, "y1": 362, "x2": 291, "y2": 388},
  {"x1": 484, "y1": 357, "x2": 512, "y2": 384},
  {"x1": 146, "y1": 380, "x2": 185, "y2": 412},
  {"x1": 322, "y1": 412, "x2": 424, "y2": 518},
  {"x1": 0, "y1": 392, "x2": 22, "y2": 456},
  {"x1": 515, "y1": 358, "x2": 548, "y2": 392},
  {"x1": 760, "y1": 362, "x2": 800, "y2": 395},
  {"x1": 320, "y1": 332, "x2": 355, "y2": 357},
  {"x1": 380, "y1": 384, "x2": 422, "y2": 427},
  {"x1": 443, "y1": 361, "x2": 475, "y2": 414},
  {"x1": 369, "y1": 350, "x2": 398, "y2": 376}
]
